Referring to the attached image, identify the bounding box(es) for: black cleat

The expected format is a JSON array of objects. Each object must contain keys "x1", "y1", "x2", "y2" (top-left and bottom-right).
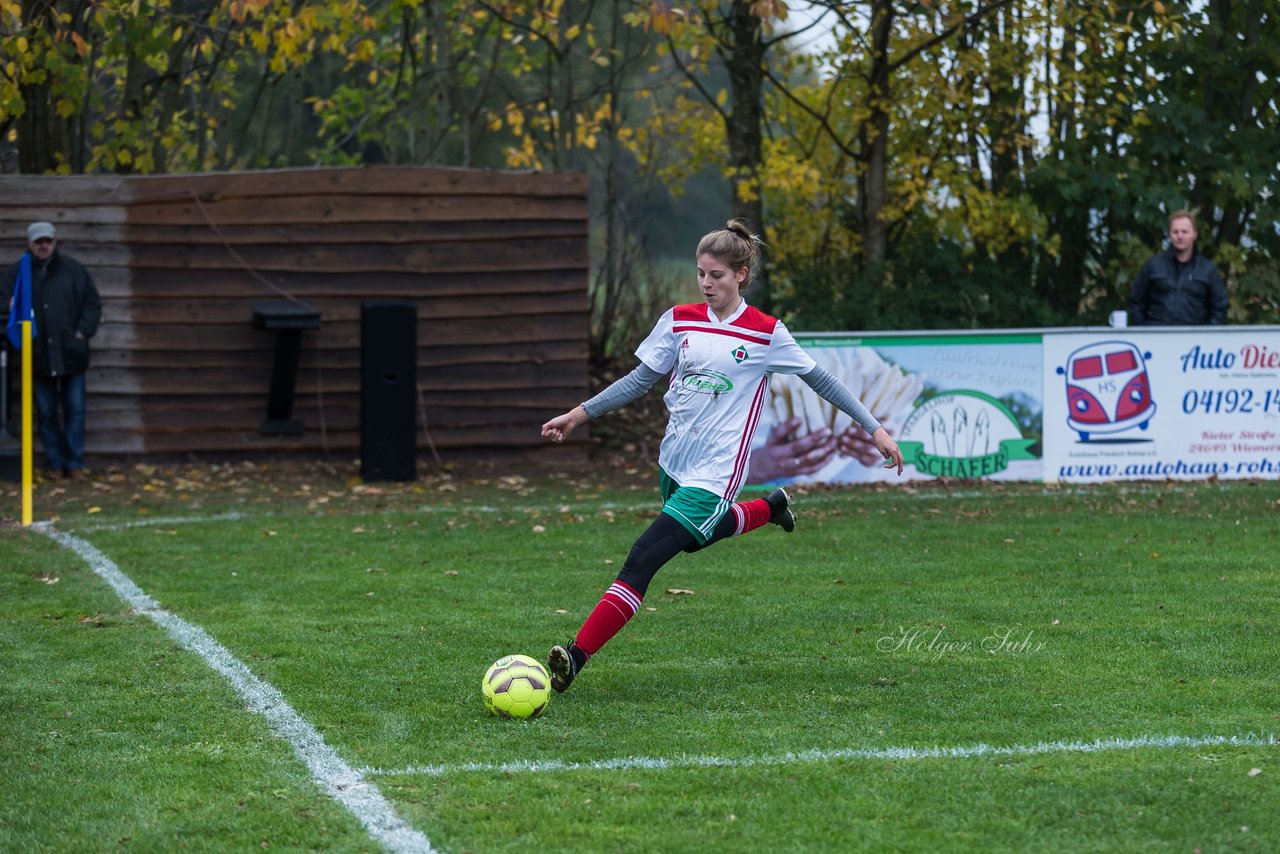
[
  {"x1": 547, "y1": 644, "x2": 578, "y2": 693},
  {"x1": 766, "y1": 487, "x2": 795, "y2": 533}
]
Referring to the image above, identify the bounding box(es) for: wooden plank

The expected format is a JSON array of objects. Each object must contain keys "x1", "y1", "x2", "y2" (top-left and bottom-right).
[
  {"x1": 90, "y1": 340, "x2": 588, "y2": 370},
  {"x1": 0, "y1": 175, "x2": 128, "y2": 205},
  {"x1": 107, "y1": 290, "x2": 588, "y2": 325},
  {"x1": 83, "y1": 389, "x2": 582, "y2": 414},
  {"x1": 0, "y1": 207, "x2": 127, "y2": 228},
  {"x1": 119, "y1": 219, "x2": 587, "y2": 246},
  {"x1": 69, "y1": 235, "x2": 587, "y2": 274},
  {"x1": 93, "y1": 313, "x2": 588, "y2": 350},
  {"x1": 82, "y1": 360, "x2": 587, "y2": 395},
  {"x1": 0, "y1": 167, "x2": 586, "y2": 203},
  {"x1": 87, "y1": 426, "x2": 581, "y2": 454},
  {"x1": 123, "y1": 167, "x2": 587, "y2": 200},
  {"x1": 121, "y1": 194, "x2": 586, "y2": 227},
  {"x1": 2, "y1": 218, "x2": 588, "y2": 249},
  {"x1": 96, "y1": 267, "x2": 586, "y2": 300},
  {"x1": 2, "y1": 193, "x2": 585, "y2": 227},
  {"x1": 88, "y1": 402, "x2": 568, "y2": 433}
]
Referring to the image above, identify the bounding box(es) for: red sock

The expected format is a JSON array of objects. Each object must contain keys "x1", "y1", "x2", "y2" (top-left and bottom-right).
[
  {"x1": 574, "y1": 580, "x2": 643, "y2": 656},
  {"x1": 730, "y1": 497, "x2": 772, "y2": 536}
]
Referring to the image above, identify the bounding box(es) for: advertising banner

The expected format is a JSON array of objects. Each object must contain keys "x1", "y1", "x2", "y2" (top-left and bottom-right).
[
  {"x1": 753, "y1": 334, "x2": 1044, "y2": 486},
  {"x1": 1043, "y1": 329, "x2": 1280, "y2": 483}
]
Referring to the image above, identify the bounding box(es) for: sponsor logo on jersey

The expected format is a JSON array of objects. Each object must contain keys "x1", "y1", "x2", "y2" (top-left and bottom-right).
[{"x1": 681, "y1": 369, "x2": 734, "y2": 394}]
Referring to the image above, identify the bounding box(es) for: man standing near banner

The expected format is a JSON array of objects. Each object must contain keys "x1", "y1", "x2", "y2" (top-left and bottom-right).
[
  {"x1": 1128, "y1": 210, "x2": 1229, "y2": 326},
  {"x1": 4, "y1": 222, "x2": 102, "y2": 481}
]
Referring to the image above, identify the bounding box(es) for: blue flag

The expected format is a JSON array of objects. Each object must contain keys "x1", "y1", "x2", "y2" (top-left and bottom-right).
[{"x1": 6, "y1": 251, "x2": 35, "y2": 348}]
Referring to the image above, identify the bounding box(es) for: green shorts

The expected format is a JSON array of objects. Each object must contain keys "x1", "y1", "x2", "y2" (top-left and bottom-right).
[{"x1": 659, "y1": 469, "x2": 733, "y2": 546}]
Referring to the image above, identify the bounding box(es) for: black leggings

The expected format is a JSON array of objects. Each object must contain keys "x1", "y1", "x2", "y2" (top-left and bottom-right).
[{"x1": 615, "y1": 511, "x2": 738, "y2": 597}]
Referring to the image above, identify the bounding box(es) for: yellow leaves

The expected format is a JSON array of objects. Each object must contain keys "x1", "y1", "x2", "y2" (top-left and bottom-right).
[
  {"x1": 226, "y1": 0, "x2": 270, "y2": 24},
  {"x1": 642, "y1": 3, "x2": 683, "y2": 36},
  {"x1": 15, "y1": 36, "x2": 28, "y2": 54},
  {"x1": 69, "y1": 31, "x2": 90, "y2": 57},
  {"x1": 353, "y1": 38, "x2": 376, "y2": 63},
  {"x1": 563, "y1": 24, "x2": 581, "y2": 42},
  {"x1": 503, "y1": 133, "x2": 542, "y2": 170},
  {"x1": 749, "y1": 0, "x2": 789, "y2": 21}
]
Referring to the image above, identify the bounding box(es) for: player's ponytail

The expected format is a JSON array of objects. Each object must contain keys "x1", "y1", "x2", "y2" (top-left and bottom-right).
[{"x1": 697, "y1": 219, "x2": 763, "y2": 284}]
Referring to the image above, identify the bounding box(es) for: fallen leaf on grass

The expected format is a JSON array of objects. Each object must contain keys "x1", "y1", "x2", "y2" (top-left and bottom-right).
[
  {"x1": 532, "y1": 525, "x2": 546, "y2": 533},
  {"x1": 665, "y1": 588, "x2": 695, "y2": 595},
  {"x1": 87, "y1": 506, "x2": 101, "y2": 514},
  {"x1": 35, "y1": 574, "x2": 59, "y2": 585},
  {"x1": 1248, "y1": 768, "x2": 1262, "y2": 777},
  {"x1": 442, "y1": 570, "x2": 459, "y2": 576}
]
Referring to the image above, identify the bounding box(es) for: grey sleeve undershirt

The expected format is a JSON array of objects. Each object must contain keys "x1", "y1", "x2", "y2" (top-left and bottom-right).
[
  {"x1": 581, "y1": 363, "x2": 665, "y2": 420},
  {"x1": 799, "y1": 365, "x2": 882, "y2": 435}
]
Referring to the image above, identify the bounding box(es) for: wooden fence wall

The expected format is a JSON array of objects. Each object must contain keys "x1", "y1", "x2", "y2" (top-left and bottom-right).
[{"x1": 0, "y1": 166, "x2": 589, "y2": 461}]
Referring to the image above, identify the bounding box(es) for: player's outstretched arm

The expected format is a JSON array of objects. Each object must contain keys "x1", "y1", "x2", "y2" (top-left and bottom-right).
[{"x1": 800, "y1": 365, "x2": 905, "y2": 476}]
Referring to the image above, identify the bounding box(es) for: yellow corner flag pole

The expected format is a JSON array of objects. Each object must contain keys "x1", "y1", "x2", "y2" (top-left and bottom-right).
[{"x1": 21, "y1": 320, "x2": 33, "y2": 526}]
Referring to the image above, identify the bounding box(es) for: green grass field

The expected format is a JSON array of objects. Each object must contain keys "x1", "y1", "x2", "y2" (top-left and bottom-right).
[{"x1": 3, "y1": 466, "x2": 1278, "y2": 852}]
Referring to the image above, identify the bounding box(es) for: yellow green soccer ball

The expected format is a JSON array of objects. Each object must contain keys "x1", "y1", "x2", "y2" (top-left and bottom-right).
[{"x1": 482, "y1": 654, "x2": 551, "y2": 719}]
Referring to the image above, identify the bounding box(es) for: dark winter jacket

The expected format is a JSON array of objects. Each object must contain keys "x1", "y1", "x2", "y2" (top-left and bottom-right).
[
  {"x1": 1128, "y1": 248, "x2": 1228, "y2": 326},
  {"x1": 2, "y1": 249, "x2": 102, "y2": 377}
]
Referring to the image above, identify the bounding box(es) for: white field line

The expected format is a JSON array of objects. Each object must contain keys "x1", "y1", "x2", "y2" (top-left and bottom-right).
[
  {"x1": 70, "y1": 484, "x2": 1169, "y2": 533},
  {"x1": 366, "y1": 733, "x2": 1277, "y2": 779},
  {"x1": 78, "y1": 511, "x2": 248, "y2": 532},
  {"x1": 34, "y1": 523, "x2": 437, "y2": 854}
]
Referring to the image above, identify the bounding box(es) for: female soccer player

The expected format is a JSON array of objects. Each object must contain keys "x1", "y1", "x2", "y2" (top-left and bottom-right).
[{"x1": 540, "y1": 220, "x2": 903, "y2": 692}]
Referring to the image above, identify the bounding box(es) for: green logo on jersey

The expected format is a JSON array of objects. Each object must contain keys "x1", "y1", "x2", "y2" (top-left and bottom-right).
[
  {"x1": 731, "y1": 345, "x2": 749, "y2": 363},
  {"x1": 681, "y1": 369, "x2": 734, "y2": 395}
]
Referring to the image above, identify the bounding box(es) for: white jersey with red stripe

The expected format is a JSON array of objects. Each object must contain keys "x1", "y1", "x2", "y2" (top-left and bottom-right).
[{"x1": 635, "y1": 301, "x2": 815, "y2": 500}]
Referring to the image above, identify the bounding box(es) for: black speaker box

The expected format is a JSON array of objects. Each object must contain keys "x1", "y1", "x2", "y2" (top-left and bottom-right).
[{"x1": 360, "y1": 301, "x2": 417, "y2": 481}]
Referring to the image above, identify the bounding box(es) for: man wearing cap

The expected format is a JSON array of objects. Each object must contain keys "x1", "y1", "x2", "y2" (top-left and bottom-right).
[{"x1": 3, "y1": 222, "x2": 102, "y2": 480}]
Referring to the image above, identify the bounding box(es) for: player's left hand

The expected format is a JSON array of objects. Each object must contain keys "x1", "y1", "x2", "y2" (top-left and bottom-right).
[{"x1": 872, "y1": 426, "x2": 904, "y2": 476}]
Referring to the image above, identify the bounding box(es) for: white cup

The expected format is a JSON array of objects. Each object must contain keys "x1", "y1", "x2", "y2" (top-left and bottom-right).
[{"x1": 1108, "y1": 310, "x2": 1128, "y2": 328}]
